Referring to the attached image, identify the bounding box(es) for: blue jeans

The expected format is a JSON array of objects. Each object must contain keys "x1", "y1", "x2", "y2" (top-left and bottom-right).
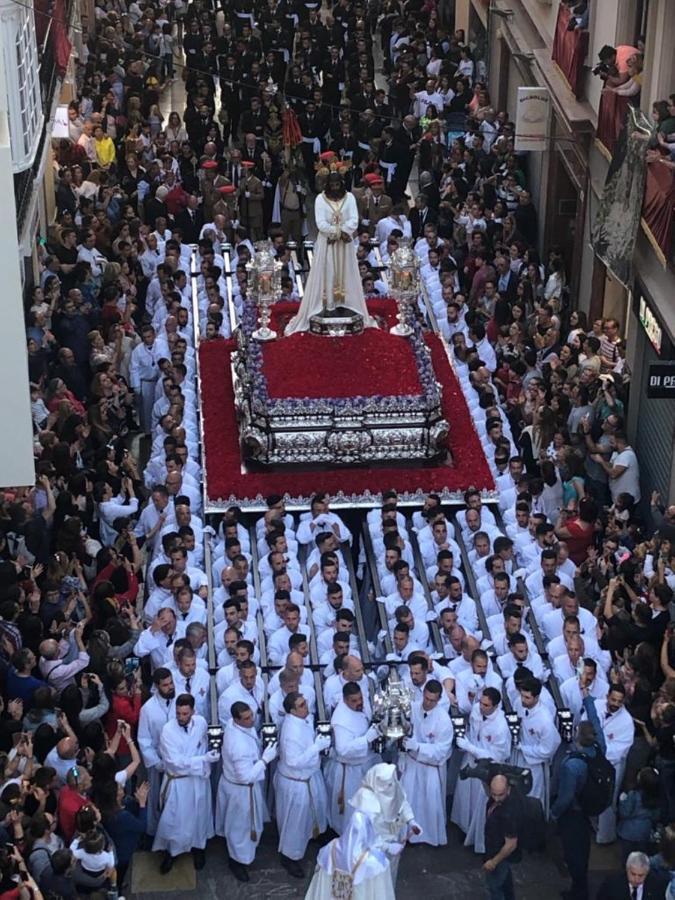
[{"x1": 484, "y1": 859, "x2": 515, "y2": 900}]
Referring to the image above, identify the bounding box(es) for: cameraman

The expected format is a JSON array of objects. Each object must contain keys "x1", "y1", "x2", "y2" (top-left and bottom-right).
[{"x1": 594, "y1": 43, "x2": 640, "y2": 87}]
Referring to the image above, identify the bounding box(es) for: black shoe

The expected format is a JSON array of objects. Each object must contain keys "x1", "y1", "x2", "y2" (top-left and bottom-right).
[
  {"x1": 280, "y1": 854, "x2": 305, "y2": 878},
  {"x1": 159, "y1": 853, "x2": 174, "y2": 875},
  {"x1": 228, "y1": 859, "x2": 250, "y2": 882},
  {"x1": 192, "y1": 848, "x2": 206, "y2": 870}
]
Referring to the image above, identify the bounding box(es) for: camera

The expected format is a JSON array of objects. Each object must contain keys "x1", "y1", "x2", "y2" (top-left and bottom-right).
[{"x1": 592, "y1": 62, "x2": 610, "y2": 78}]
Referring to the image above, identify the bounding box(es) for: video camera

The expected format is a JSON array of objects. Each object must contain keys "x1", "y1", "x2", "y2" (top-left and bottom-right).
[{"x1": 459, "y1": 759, "x2": 533, "y2": 795}]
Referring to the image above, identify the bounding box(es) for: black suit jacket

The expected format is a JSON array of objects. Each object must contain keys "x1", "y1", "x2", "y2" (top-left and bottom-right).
[
  {"x1": 596, "y1": 871, "x2": 669, "y2": 900},
  {"x1": 175, "y1": 208, "x2": 204, "y2": 244},
  {"x1": 409, "y1": 206, "x2": 438, "y2": 240}
]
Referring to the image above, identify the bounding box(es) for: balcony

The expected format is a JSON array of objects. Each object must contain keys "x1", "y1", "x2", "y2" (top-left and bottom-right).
[
  {"x1": 642, "y1": 156, "x2": 675, "y2": 268},
  {"x1": 13, "y1": 0, "x2": 73, "y2": 234},
  {"x1": 551, "y1": 1, "x2": 588, "y2": 100}
]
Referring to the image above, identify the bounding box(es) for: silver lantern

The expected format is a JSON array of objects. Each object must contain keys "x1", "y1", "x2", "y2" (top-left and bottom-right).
[
  {"x1": 371, "y1": 680, "x2": 413, "y2": 740},
  {"x1": 388, "y1": 242, "x2": 420, "y2": 337},
  {"x1": 247, "y1": 241, "x2": 282, "y2": 341}
]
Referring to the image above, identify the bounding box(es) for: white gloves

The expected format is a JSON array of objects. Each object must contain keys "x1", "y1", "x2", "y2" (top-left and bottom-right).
[
  {"x1": 425, "y1": 609, "x2": 438, "y2": 622},
  {"x1": 455, "y1": 737, "x2": 473, "y2": 753},
  {"x1": 262, "y1": 743, "x2": 278, "y2": 764},
  {"x1": 513, "y1": 568, "x2": 527, "y2": 580},
  {"x1": 385, "y1": 841, "x2": 404, "y2": 855},
  {"x1": 403, "y1": 737, "x2": 419, "y2": 753},
  {"x1": 314, "y1": 735, "x2": 331, "y2": 752},
  {"x1": 206, "y1": 749, "x2": 220, "y2": 763},
  {"x1": 365, "y1": 725, "x2": 380, "y2": 743},
  {"x1": 385, "y1": 652, "x2": 400, "y2": 662}
]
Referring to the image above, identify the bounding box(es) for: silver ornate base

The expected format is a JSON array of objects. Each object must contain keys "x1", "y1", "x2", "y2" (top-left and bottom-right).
[{"x1": 309, "y1": 307, "x2": 364, "y2": 337}]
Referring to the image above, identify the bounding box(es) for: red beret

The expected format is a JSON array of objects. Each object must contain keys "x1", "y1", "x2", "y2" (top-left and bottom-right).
[
  {"x1": 241, "y1": 160, "x2": 255, "y2": 168},
  {"x1": 319, "y1": 151, "x2": 337, "y2": 162},
  {"x1": 363, "y1": 173, "x2": 381, "y2": 186},
  {"x1": 218, "y1": 185, "x2": 237, "y2": 194},
  {"x1": 201, "y1": 159, "x2": 218, "y2": 170}
]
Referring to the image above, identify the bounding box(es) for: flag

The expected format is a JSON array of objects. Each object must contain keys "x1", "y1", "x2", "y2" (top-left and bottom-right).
[{"x1": 592, "y1": 105, "x2": 653, "y2": 286}]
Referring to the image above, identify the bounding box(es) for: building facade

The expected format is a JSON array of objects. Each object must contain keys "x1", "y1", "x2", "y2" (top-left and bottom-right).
[
  {"x1": 0, "y1": 0, "x2": 75, "y2": 487},
  {"x1": 454, "y1": 0, "x2": 675, "y2": 503}
]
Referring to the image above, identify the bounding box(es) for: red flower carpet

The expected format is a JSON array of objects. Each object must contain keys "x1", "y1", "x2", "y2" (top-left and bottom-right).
[{"x1": 199, "y1": 300, "x2": 494, "y2": 506}]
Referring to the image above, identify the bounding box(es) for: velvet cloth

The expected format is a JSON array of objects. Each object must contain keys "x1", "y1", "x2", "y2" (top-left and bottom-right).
[
  {"x1": 597, "y1": 91, "x2": 630, "y2": 155},
  {"x1": 551, "y1": 2, "x2": 589, "y2": 100},
  {"x1": 642, "y1": 157, "x2": 675, "y2": 262},
  {"x1": 199, "y1": 300, "x2": 494, "y2": 504}
]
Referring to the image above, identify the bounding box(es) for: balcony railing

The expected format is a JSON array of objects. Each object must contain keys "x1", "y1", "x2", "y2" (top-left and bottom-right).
[{"x1": 13, "y1": 0, "x2": 73, "y2": 234}]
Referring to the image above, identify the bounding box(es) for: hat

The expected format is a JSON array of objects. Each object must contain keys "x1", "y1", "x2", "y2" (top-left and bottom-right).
[
  {"x1": 241, "y1": 160, "x2": 255, "y2": 168},
  {"x1": 319, "y1": 151, "x2": 337, "y2": 162},
  {"x1": 218, "y1": 185, "x2": 237, "y2": 194},
  {"x1": 201, "y1": 159, "x2": 218, "y2": 170},
  {"x1": 363, "y1": 173, "x2": 381, "y2": 186}
]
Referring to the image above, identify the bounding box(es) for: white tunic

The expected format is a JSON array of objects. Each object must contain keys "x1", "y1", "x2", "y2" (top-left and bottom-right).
[
  {"x1": 510, "y1": 697, "x2": 561, "y2": 817},
  {"x1": 585, "y1": 699, "x2": 634, "y2": 843},
  {"x1": 284, "y1": 191, "x2": 377, "y2": 335},
  {"x1": 137, "y1": 693, "x2": 175, "y2": 834},
  {"x1": 215, "y1": 721, "x2": 268, "y2": 864},
  {"x1": 325, "y1": 702, "x2": 380, "y2": 835},
  {"x1": 152, "y1": 715, "x2": 215, "y2": 856},
  {"x1": 275, "y1": 713, "x2": 328, "y2": 860},
  {"x1": 399, "y1": 702, "x2": 454, "y2": 846},
  {"x1": 450, "y1": 705, "x2": 511, "y2": 853}
]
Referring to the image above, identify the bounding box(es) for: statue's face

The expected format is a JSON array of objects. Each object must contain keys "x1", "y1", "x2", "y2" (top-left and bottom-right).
[{"x1": 327, "y1": 174, "x2": 344, "y2": 194}]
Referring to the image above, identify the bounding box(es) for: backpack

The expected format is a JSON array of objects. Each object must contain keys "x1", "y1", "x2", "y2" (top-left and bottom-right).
[
  {"x1": 568, "y1": 744, "x2": 615, "y2": 816},
  {"x1": 509, "y1": 787, "x2": 547, "y2": 853}
]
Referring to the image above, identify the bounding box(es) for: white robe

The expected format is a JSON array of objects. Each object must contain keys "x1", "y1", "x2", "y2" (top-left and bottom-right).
[
  {"x1": 284, "y1": 192, "x2": 377, "y2": 335},
  {"x1": 305, "y1": 811, "x2": 395, "y2": 900},
  {"x1": 274, "y1": 713, "x2": 328, "y2": 860},
  {"x1": 152, "y1": 715, "x2": 215, "y2": 857},
  {"x1": 450, "y1": 705, "x2": 511, "y2": 853},
  {"x1": 215, "y1": 721, "x2": 268, "y2": 864},
  {"x1": 399, "y1": 702, "x2": 454, "y2": 846},
  {"x1": 137, "y1": 693, "x2": 175, "y2": 835},
  {"x1": 585, "y1": 700, "x2": 634, "y2": 844},
  {"x1": 325, "y1": 702, "x2": 380, "y2": 835},
  {"x1": 510, "y1": 698, "x2": 561, "y2": 818}
]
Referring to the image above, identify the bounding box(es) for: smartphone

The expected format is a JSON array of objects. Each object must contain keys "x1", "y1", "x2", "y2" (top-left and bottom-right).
[{"x1": 124, "y1": 656, "x2": 141, "y2": 678}]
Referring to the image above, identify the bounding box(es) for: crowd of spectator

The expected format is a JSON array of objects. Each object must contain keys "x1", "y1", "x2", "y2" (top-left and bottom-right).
[{"x1": 1, "y1": 0, "x2": 675, "y2": 896}]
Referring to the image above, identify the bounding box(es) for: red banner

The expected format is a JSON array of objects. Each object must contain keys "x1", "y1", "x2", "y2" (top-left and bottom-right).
[
  {"x1": 642, "y1": 157, "x2": 675, "y2": 264},
  {"x1": 551, "y1": 2, "x2": 589, "y2": 99}
]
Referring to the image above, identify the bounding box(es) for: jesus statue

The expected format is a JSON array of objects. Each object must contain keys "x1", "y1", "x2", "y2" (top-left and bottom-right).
[{"x1": 284, "y1": 172, "x2": 378, "y2": 335}]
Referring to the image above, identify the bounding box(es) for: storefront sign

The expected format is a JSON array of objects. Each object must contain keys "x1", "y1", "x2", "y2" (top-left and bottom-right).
[
  {"x1": 639, "y1": 296, "x2": 663, "y2": 354},
  {"x1": 647, "y1": 362, "x2": 675, "y2": 399},
  {"x1": 514, "y1": 88, "x2": 551, "y2": 152}
]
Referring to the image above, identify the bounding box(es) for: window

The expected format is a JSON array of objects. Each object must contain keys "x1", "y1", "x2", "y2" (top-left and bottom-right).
[{"x1": 1, "y1": 3, "x2": 43, "y2": 171}]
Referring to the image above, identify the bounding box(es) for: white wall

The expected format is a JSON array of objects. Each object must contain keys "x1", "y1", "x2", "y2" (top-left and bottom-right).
[{"x1": 0, "y1": 53, "x2": 38, "y2": 488}]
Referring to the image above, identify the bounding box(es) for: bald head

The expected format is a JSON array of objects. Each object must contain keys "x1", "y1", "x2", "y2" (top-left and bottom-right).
[
  {"x1": 57, "y1": 737, "x2": 78, "y2": 760},
  {"x1": 39, "y1": 639, "x2": 60, "y2": 661},
  {"x1": 343, "y1": 655, "x2": 364, "y2": 681}
]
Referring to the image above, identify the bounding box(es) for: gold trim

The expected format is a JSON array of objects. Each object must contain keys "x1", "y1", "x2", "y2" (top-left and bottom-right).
[{"x1": 640, "y1": 217, "x2": 668, "y2": 268}]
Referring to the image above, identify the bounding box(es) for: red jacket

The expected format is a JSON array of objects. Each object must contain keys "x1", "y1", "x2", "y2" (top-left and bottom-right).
[{"x1": 104, "y1": 691, "x2": 142, "y2": 756}]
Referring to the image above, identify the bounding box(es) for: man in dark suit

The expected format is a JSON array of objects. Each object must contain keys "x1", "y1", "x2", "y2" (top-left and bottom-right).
[
  {"x1": 494, "y1": 254, "x2": 519, "y2": 301},
  {"x1": 175, "y1": 195, "x2": 204, "y2": 244},
  {"x1": 596, "y1": 852, "x2": 668, "y2": 900},
  {"x1": 393, "y1": 114, "x2": 422, "y2": 187},
  {"x1": 409, "y1": 194, "x2": 438, "y2": 240}
]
